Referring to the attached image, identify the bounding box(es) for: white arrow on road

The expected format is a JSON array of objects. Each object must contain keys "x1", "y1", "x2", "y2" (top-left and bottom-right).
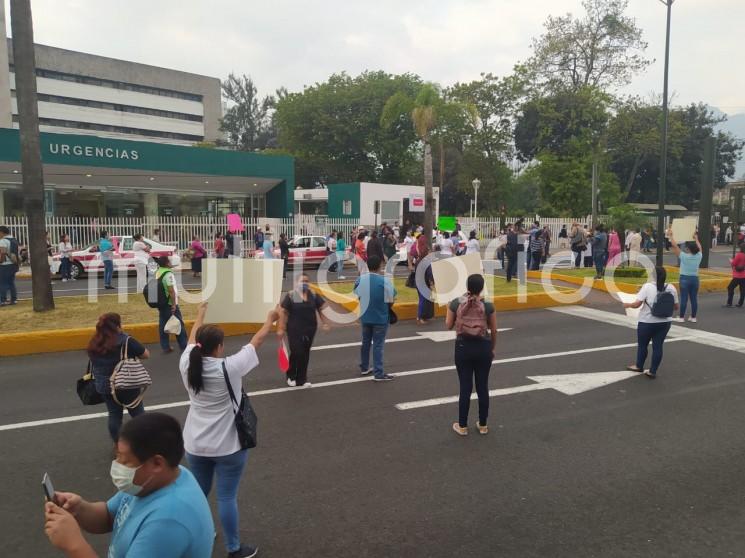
[
  {"x1": 395, "y1": 370, "x2": 639, "y2": 411},
  {"x1": 312, "y1": 329, "x2": 512, "y2": 351}
]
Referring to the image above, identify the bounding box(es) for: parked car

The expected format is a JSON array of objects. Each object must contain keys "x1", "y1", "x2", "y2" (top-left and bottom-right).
[
  {"x1": 50, "y1": 236, "x2": 180, "y2": 279},
  {"x1": 253, "y1": 235, "x2": 351, "y2": 267}
]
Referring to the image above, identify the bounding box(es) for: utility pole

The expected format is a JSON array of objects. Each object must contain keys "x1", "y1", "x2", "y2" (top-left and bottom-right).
[
  {"x1": 591, "y1": 161, "x2": 598, "y2": 227},
  {"x1": 698, "y1": 136, "x2": 715, "y2": 268},
  {"x1": 10, "y1": 0, "x2": 54, "y2": 311},
  {"x1": 656, "y1": 0, "x2": 675, "y2": 267}
]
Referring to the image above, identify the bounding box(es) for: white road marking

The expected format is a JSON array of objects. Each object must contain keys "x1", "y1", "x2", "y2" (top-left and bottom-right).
[
  {"x1": 0, "y1": 339, "x2": 685, "y2": 433},
  {"x1": 551, "y1": 306, "x2": 745, "y2": 353},
  {"x1": 395, "y1": 371, "x2": 640, "y2": 410},
  {"x1": 311, "y1": 329, "x2": 512, "y2": 350}
]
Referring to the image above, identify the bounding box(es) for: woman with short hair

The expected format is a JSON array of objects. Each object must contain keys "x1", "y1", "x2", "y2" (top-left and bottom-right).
[
  {"x1": 670, "y1": 232, "x2": 702, "y2": 323},
  {"x1": 87, "y1": 313, "x2": 150, "y2": 442},
  {"x1": 180, "y1": 302, "x2": 278, "y2": 558}
]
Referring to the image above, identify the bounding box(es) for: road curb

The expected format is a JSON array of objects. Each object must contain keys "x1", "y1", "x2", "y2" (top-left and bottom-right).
[{"x1": 0, "y1": 321, "x2": 261, "y2": 358}]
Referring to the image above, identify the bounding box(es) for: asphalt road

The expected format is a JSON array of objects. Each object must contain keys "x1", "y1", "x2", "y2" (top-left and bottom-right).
[{"x1": 2, "y1": 291, "x2": 745, "y2": 557}]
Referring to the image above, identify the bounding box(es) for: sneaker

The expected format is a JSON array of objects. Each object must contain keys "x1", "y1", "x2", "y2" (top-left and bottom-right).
[
  {"x1": 301, "y1": 382, "x2": 312, "y2": 388},
  {"x1": 476, "y1": 422, "x2": 489, "y2": 435},
  {"x1": 360, "y1": 368, "x2": 373, "y2": 376},
  {"x1": 688, "y1": 317, "x2": 697, "y2": 323},
  {"x1": 672, "y1": 317, "x2": 685, "y2": 322},
  {"x1": 373, "y1": 374, "x2": 395, "y2": 382},
  {"x1": 723, "y1": 304, "x2": 734, "y2": 308},
  {"x1": 286, "y1": 378, "x2": 296, "y2": 387},
  {"x1": 62, "y1": 278, "x2": 68, "y2": 282},
  {"x1": 452, "y1": 422, "x2": 468, "y2": 436},
  {"x1": 228, "y1": 544, "x2": 259, "y2": 558}
]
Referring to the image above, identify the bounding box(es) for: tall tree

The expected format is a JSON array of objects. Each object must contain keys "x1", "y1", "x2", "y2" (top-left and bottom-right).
[
  {"x1": 381, "y1": 84, "x2": 477, "y2": 241},
  {"x1": 10, "y1": 0, "x2": 53, "y2": 311},
  {"x1": 275, "y1": 71, "x2": 423, "y2": 186},
  {"x1": 528, "y1": 0, "x2": 650, "y2": 92},
  {"x1": 220, "y1": 74, "x2": 277, "y2": 151}
]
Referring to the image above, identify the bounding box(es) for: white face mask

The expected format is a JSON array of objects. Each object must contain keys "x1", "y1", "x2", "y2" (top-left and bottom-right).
[{"x1": 110, "y1": 460, "x2": 144, "y2": 496}]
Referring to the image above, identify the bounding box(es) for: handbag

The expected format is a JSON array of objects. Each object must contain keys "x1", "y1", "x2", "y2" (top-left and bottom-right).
[
  {"x1": 76, "y1": 361, "x2": 104, "y2": 406},
  {"x1": 388, "y1": 303, "x2": 398, "y2": 325},
  {"x1": 110, "y1": 337, "x2": 152, "y2": 408},
  {"x1": 222, "y1": 362, "x2": 258, "y2": 449},
  {"x1": 164, "y1": 314, "x2": 182, "y2": 335}
]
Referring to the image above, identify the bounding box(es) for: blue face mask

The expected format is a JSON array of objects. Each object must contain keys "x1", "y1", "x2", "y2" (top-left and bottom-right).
[{"x1": 300, "y1": 283, "x2": 310, "y2": 292}]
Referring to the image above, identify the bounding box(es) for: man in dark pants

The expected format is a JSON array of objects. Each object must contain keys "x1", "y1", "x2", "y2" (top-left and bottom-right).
[
  {"x1": 504, "y1": 223, "x2": 518, "y2": 282},
  {"x1": 155, "y1": 256, "x2": 187, "y2": 353}
]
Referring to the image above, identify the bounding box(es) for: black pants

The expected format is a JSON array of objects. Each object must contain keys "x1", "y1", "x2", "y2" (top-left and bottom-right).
[
  {"x1": 727, "y1": 278, "x2": 745, "y2": 306},
  {"x1": 530, "y1": 251, "x2": 542, "y2": 270},
  {"x1": 505, "y1": 252, "x2": 517, "y2": 282},
  {"x1": 288, "y1": 329, "x2": 315, "y2": 386},
  {"x1": 572, "y1": 248, "x2": 583, "y2": 267},
  {"x1": 454, "y1": 337, "x2": 492, "y2": 427}
]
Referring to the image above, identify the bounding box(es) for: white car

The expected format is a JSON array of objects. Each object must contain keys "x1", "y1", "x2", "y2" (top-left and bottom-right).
[{"x1": 51, "y1": 236, "x2": 181, "y2": 279}]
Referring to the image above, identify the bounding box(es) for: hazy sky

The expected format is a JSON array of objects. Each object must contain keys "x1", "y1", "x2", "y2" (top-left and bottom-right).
[{"x1": 5, "y1": 0, "x2": 745, "y2": 115}]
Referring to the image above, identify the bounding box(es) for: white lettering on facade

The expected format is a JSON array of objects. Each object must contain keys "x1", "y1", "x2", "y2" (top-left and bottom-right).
[
  {"x1": 104, "y1": 148, "x2": 114, "y2": 158},
  {"x1": 72, "y1": 146, "x2": 83, "y2": 156},
  {"x1": 84, "y1": 146, "x2": 93, "y2": 157},
  {"x1": 131, "y1": 151, "x2": 139, "y2": 161},
  {"x1": 47, "y1": 143, "x2": 141, "y2": 162},
  {"x1": 49, "y1": 144, "x2": 59, "y2": 154},
  {"x1": 61, "y1": 145, "x2": 70, "y2": 155}
]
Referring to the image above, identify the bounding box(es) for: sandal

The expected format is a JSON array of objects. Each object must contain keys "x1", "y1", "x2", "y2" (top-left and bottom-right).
[
  {"x1": 644, "y1": 371, "x2": 657, "y2": 379},
  {"x1": 626, "y1": 365, "x2": 643, "y2": 373}
]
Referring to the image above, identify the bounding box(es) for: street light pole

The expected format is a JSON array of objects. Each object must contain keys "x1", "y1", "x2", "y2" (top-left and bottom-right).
[
  {"x1": 656, "y1": 0, "x2": 675, "y2": 267},
  {"x1": 472, "y1": 178, "x2": 481, "y2": 221}
]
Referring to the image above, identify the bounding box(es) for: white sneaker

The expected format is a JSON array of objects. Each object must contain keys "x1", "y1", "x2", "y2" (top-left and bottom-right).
[
  {"x1": 61, "y1": 278, "x2": 67, "y2": 282},
  {"x1": 302, "y1": 382, "x2": 313, "y2": 388},
  {"x1": 688, "y1": 317, "x2": 697, "y2": 323},
  {"x1": 286, "y1": 378, "x2": 296, "y2": 387},
  {"x1": 672, "y1": 317, "x2": 685, "y2": 322}
]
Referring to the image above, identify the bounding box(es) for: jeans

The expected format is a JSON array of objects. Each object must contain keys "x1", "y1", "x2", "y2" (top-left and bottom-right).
[
  {"x1": 455, "y1": 337, "x2": 492, "y2": 427},
  {"x1": 572, "y1": 248, "x2": 583, "y2": 268},
  {"x1": 505, "y1": 252, "x2": 517, "y2": 282},
  {"x1": 636, "y1": 321, "x2": 672, "y2": 375},
  {"x1": 187, "y1": 449, "x2": 249, "y2": 553},
  {"x1": 593, "y1": 252, "x2": 607, "y2": 277},
  {"x1": 360, "y1": 323, "x2": 388, "y2": 378},
  {"x1": 726, "y1": 278, "x2": 745, "y2": 306},
  {"x1": 288, "y1": 329, "x2": 315, "y2": 385},
  {"x1": 158, "y1": 305, "x2": 188, "y2": 351},
  {"x1": 103, "y1": 259, "x2": 114, "y2": 287},
  {"x1": 0, "y1": 264, "x2": 17, "y2": 303},
  {"x1": 679, "y1": 275, "x2": 699, "y2": 318},
  {"x1": 60, "y1": 257, "x2": 72, "y2": 280},
  {"x1": 103, "y1": 391, "x2": 144, "y2": 441}
]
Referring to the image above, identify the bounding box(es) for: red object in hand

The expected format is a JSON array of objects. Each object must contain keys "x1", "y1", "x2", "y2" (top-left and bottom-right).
[{"x1": 277, "y1": 338, "x2": 290, "y2": 373}]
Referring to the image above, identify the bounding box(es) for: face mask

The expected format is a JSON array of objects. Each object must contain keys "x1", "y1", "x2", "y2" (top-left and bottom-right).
[
  {"x1": 110, "y1": 460, "x2": 144, "y2": 496},
  {"x1": 300, "y1": 283, "x2": 310, "y2": 292}
]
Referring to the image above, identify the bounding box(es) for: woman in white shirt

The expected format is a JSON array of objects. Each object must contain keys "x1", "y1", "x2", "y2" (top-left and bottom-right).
[
  {"x1": 465, "y1": 231, "x2": 480, "y2": 255},
  {"x1": 180, "y1": 302, "x2": 278, "y2": 558},
  {"x1": 439, "y1": 232, "x2": 454, "y2": 257},
  {"x1": 58, "y1": 234, "x2": 73, "y2": 281},
  {"x1": 132, "y1": 233, "x2": 150, "y2": 292},
  {"x1": 623, "y1": 266, "x2": 679, "y2": 378}
]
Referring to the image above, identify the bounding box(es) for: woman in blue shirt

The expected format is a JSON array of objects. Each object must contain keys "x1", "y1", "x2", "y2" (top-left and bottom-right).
[{"x1": 670, "y1": 232, "x2": 702, "y2": 323}]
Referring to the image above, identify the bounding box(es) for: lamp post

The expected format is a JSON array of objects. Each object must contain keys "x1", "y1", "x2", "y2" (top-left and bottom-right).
[
  {"x1": 472, "y1": 178, "x2": 481, "y2": 220},
  {"x1": 656, "y1": 0, "x2": 675, "y2": 266}
]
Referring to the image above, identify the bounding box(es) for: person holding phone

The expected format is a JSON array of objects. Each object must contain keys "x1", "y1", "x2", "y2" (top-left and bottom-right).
[
  {"x1": 98, "y1": 230, "x2": 115, "y2": 290},
  {"x1": 178, "y1": 302, "x2": 278, "y2": 558},
  {"x1": 43, "y1": 413, "x2": 214, "y2": 558}
]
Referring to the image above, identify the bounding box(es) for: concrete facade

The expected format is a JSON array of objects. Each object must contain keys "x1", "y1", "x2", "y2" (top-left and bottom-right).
[{"x1": 0, "y1": 6, "x2": 221, "y2": 145}]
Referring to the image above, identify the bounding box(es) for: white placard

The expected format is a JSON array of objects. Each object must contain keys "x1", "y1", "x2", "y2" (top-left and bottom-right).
[
  {"x1": 201, "y1": 259, "x2": 283, "y2": 323},
  {"x1": 430, "y1": 253, "x2": 486, "y2": 305},
  {"x1": 670, "y1": 217, "x2": 697, "y2": 243},
  {"x1": 617, "y1": 291, "x2": 640, "y2": 319}
]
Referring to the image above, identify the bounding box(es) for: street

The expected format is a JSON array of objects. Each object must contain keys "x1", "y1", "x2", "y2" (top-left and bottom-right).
[{"x1": 2, "y1": 291, "x2": 745, "y2": 557}]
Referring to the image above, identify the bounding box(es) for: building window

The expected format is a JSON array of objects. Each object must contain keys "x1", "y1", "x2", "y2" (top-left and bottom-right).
[
  {"x1": 342, "y1": 200, "x2": 352, "y2": 215},
  {"x1": 13, "y1": 115, "x2": 204, "y2": 142}
]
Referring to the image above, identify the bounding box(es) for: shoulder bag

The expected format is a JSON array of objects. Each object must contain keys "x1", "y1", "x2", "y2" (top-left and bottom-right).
[
  {"x1": 110, "y1": 337, "x2": 152, "y2": 408},
  {"x1": 222, "y1": 362, "x2": 258, "y2": 449}
]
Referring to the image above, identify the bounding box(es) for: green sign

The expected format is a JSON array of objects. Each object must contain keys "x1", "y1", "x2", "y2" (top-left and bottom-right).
[{"x1": 437, "y1": 216, "x2": 456, "y2": 232}]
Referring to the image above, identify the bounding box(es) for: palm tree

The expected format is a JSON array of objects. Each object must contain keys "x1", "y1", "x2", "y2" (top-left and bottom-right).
[{"x1": 382, "y1": 84, "x2": 476, "y2": 242}]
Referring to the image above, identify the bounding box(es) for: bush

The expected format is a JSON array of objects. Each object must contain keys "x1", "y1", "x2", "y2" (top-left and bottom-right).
[{"x1": 612, "y1": 267, "x2": 647, "y2": 278}]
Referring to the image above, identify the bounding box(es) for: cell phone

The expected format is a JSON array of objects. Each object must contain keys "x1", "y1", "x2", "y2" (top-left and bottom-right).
[{"x1": 42, "y1": 473, "x2": 56, "y2": 504}]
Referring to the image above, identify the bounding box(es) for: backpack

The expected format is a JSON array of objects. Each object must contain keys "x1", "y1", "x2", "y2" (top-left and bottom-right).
[
  {"x1": 1, "y1": 237, "x2": 19, "y2": 265},
  {"x1": 648, "y1": 285, "x2": 675, "y2": 318},
  {"x1": 143, "y1": 270, "x2": 171, "y2": 309},
  {"x1": 455, "y1": 296, "x2": 488, "y2": 338}
]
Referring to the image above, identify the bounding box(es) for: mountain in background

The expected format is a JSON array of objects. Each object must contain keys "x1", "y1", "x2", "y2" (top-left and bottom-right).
[{"x1": 713, "y1": 108, "x2": 745, "y2": 180}]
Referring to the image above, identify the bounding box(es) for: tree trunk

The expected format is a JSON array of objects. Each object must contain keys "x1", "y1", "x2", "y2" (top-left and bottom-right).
[
  {"x1": 10, "y1": 0, "x2": 53, "y2": 311},
  {"x1": 623, "y1": 154, "x2": 643, "y2": 201},
  {"x1": 438, "y1": 140, "x2": 445, "y2": 190},
  {"x1": 423, "y1": 141, "x2": 434, "y2": 243}
]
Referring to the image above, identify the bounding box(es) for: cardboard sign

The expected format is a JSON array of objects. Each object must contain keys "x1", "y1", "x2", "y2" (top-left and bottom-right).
[
  {"x1": 437, "y1": 216, "x2": 456, "y2": 232},
  {"x1": 617, "y1": 291, "x2": 640, "y2": 319},
  {"x1": 409, "y1": 194, "x2": 425, "y2": 212},
  {"x1": 430, "y1": 252, "x2": 486, "y2": 305},
  {"x1": 670, "y1": 217, "x2": 697, "y2": 242},
  {"x1": 227, "y1": 213, "x2": 245, "y2": 233},
  {"x1": 201, "y1": 259, "x2": 283, "y2": 323}
]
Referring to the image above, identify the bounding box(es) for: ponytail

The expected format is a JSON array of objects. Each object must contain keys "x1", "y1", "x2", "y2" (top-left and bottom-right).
[
  {"x1": 187, "y1": 325, "x2": 225, "y2": 395},
  {"x1": 655, "y1": 266, "x2": 667, "y2": 292}
]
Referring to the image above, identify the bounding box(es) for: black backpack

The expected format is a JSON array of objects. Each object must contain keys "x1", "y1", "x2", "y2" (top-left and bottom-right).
[
  {"x1": 648, "y1": 285, "x2": 675, "y2": 318},
  {"x1": 143, "y1": 271, "x2": 170, "y2": 309}
]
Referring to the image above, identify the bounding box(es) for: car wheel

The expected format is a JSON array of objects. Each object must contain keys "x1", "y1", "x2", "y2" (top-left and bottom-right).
[{"x1": 71, "y1": 261, "x2": 84, "y2": 279}]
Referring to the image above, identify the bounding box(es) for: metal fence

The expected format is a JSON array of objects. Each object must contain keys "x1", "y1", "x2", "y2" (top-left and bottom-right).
[{"x1": 457, "y1": 216, "x2": 593, "y2": 247}]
